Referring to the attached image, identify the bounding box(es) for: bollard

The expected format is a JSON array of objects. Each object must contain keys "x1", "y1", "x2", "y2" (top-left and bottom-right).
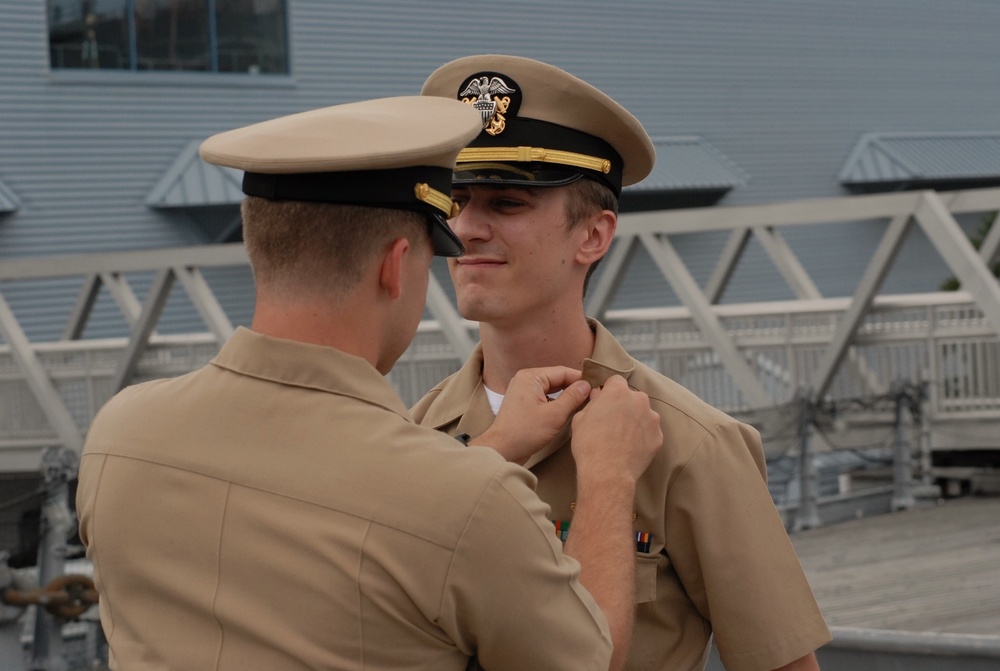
[
  {"x1": 793, "y1": 392, "x2": 822, "y2": 531},
  {"x1": 891, "y1": 381, "x2": 916, "y2": 512}
]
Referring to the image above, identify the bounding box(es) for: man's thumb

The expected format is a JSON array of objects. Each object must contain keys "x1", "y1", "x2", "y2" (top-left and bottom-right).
[{"x1": 549, "y1": 380, "x2": 591, "y2": 416}]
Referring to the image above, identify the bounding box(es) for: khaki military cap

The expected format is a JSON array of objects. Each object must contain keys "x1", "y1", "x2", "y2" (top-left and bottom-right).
[
  {"x1": 421, "y1": 54, "x2": 655, "y2": 196},
  {"x1": 199, "y1": 96, "x2": 483, "y2": 256}
]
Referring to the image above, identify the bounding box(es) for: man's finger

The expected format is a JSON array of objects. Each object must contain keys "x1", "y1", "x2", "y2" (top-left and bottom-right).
[
  {"x1": 521, "y1": 366, "x2": 584, "y2": 394},
  {"x1": 546, "y1": 380, "x2": 591, "y2": 416},
  {"x1": 601, "y1": 374, "x2": 629, "y2": 393}
]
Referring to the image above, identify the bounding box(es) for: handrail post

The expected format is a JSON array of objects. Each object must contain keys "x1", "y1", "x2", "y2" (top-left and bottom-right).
[
  {"x1": 793, "y1": 389, "x2": 822, "y2": 531},
  {"x1": 918, "y1": 370, "x2": 934, "y2": 488},
  {"x1": 890, "y1": 380, "x2": 917, "y2": 512}
]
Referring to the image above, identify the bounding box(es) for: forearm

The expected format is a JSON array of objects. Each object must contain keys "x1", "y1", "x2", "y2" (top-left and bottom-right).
[
  {"x1": 563, "y1": 475, "x2": 637, "y2": 671},
  {"x1": 467, "y1": 428, "x2": 527, "y2": 464}
]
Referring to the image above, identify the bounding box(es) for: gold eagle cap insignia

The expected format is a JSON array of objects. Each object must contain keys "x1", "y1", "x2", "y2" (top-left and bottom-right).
[{"x1": 459, "y1": 75, "x2": 516, "y2": 136}]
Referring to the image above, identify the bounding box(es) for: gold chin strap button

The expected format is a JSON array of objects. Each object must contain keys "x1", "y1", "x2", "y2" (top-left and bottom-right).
[{"x1": 413, "y1": 182, "x2": 451, "y2": 216}]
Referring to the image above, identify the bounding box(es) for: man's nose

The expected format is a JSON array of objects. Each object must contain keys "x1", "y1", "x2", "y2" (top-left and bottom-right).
[{"x1": 450, "y1": 201, "x2": 492, "y2": 243}]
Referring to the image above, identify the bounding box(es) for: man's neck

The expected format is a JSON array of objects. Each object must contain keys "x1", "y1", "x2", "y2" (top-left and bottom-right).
[
  {"x1": 479, "y1": 310, "x2": 595, "y2": 393},
  {"x1": 251, "y1": 294, "x2": 383, "y2": 369}
]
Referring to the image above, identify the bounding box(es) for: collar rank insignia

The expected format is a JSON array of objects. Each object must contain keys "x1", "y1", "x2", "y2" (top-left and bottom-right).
[{"x1": 458, "y1": 73, "x2": 519, "y2": 136}]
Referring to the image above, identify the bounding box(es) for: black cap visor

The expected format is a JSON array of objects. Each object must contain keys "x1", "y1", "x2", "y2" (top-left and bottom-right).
[
  {"x1": 428, "y1": 212, "x2": 464, "y2": 257},
  {"x1": 453, "y1": 161, "x2": 585, "y2": 189}
]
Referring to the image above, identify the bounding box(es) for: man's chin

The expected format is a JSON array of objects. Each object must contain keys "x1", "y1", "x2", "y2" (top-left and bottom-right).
[{"x1": 456, "y1": 300, "x2": 497, "y2": 325}]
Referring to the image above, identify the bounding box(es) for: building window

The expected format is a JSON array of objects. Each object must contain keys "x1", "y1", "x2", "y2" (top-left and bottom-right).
[{"x1": 47, "y1": 0, "x2": 288, "y2": 74}]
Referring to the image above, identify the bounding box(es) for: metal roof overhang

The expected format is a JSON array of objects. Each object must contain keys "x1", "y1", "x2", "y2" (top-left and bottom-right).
[
  {"x1": 840, "y1": 131, "x2": 1000, "y2": 191},
  {"x1": 146, "y1": 140, "x2": 244, "y2": 208},
  {"x1": 621, "y1": 136, "x2": 747, "y2": 211}
]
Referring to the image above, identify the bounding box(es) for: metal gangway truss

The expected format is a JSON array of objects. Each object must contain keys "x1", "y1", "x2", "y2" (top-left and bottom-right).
[{"x1": 1, "y1": 188, "x2": 1000, "y2": 472}]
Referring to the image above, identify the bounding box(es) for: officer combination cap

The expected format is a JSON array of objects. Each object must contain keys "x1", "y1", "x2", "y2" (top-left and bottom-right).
[
  {"x1": 421, "y1": 54, "x2": 655, "y2": 197},
  {"x1": 199, "y1": 96, "x2": 483, "y2": 256}
]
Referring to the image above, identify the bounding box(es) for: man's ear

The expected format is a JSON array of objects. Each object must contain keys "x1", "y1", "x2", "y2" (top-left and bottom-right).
[
  {"x1": 576, "y1": 210, "x2": 617, "y2": 266},
  {"x1": 378, "y1": 237, "x2": 411, "y2": 300}
]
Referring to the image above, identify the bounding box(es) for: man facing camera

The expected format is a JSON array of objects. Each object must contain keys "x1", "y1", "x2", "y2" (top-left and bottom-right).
[{"x1": 413, "y1": 55, "x2": 831, "y2": 671}]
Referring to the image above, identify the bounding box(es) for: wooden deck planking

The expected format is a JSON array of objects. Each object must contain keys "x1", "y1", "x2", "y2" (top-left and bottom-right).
[{"x1": 790, "y1": 496, "x2": 1000, "y2": 636}]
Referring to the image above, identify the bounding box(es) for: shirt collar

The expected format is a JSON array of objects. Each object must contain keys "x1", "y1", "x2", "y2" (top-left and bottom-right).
[
  {"x1": 417, "y1": 342, "x2": 493, "y2": 434},
  {"x1": 520, "y1": 320, "x2": 637, "y2": 469},
  {"x1": 416, "y1": 319, "x2": 637, "y2": 460},
  {"x1": 580, "y1": 318, "x2": 636, "y2": 387},
  {"x1": 211, "y1": 327, "x2": 411, "y2": 418}
]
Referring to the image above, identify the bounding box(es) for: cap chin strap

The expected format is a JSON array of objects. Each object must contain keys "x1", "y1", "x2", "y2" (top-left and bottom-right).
[
  {"x1": 457, "y1": 146, "x2": 612, "y2": 174},
  {"x1": 414, "y1": 182, "x2": 454, "y2": 217}
]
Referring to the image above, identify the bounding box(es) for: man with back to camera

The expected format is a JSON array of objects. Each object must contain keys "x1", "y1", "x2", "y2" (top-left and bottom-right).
[
  {"x1": 75, "y1": 95, "x2": 663, "y2": 670},
  {"x1": 412, "y1": 55, "x2": 833, "y2": 671}
]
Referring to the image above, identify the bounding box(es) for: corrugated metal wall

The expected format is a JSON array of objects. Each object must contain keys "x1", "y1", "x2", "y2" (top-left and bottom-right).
[{"x1": 1, "y1": 1, "x2": 998, "y2": 338}]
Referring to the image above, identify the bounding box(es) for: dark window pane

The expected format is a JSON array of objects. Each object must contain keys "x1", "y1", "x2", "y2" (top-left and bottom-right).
[
  {"x1": 48, "y1": 0, "x2": 131, "y2": 69},
  {"x1": 47, "y1": 0, "x2": 289, "y2": 74},
  {"x1": 135, "y1": 0, "x2": 210, "y2": 71},
  {"x1": 216, "y1": 0, "x2": 288, "y2": 74}
]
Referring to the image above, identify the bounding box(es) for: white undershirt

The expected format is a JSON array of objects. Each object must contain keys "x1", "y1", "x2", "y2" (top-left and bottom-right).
[{"x1": 484, "y1": 385, "x2": 562, "y2": 416}]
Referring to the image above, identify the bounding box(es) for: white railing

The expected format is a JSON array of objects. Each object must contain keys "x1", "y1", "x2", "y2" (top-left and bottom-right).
[
  {"x1": 1, "y1": 187, "x2": 998, "y2": 466},
  {"x1": 0, "y1": 291, "x2": 996, "y2": 458},
  {"x1": 403, "y1": 292, "x2": 1000, "y2": 415}
]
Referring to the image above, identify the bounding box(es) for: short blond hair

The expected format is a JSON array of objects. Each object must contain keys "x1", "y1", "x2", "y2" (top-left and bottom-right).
[
  {"x1": 565, "y1": 178, "x2": 618, "y2": 228},
  {"x1": 564, "y1": 179, "x2": 618, "y2": 296},
  {"x1": 242, "y1": 196, "x2": 427, "y2": 297}
]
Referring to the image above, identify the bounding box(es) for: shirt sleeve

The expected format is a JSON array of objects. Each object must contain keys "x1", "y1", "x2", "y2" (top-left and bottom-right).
[
  {"x1": 667, "y1": 421, "x2": 831, "y2": 671},
  {"x1": 438, "y1": 464, "x2": 613, "y2": 671}
]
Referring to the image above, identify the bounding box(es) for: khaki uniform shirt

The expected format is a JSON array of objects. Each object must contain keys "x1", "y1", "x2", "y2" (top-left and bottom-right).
[
  {"x1": 77, "y1": 327, "x2": 612, "y2": 671},
  {"x1": 412, "y1": 320, "x2": 832, "y2": 671}
]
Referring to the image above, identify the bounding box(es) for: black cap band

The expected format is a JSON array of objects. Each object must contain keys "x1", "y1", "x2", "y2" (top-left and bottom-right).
[
  {"x1": 242, "y1": 166, "x2": 464, "y2": 256},
  {"x1": 459, "y1": 117, "x2": 624, "y2": 195},
  {"x1": 242, "y1": 166, "x2": 451, "y2": 213}
]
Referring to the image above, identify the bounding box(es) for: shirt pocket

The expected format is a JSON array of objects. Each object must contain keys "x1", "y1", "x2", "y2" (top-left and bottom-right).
[{"x1": 635, "y1": 553, "x2": 659, "y2": 603}]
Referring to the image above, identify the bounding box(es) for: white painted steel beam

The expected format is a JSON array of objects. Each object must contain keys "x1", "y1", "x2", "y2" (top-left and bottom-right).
[
  {"x1": 618, "y1": 187, "x2": 1000, "y2": 236},
  {"x1": 704, "y1": 228, "x2": 750, "y2": 304},
  {"x1": 424, "y1": 273, "x2": 475, "y2": 361},
  {"x1": 100, "y1": 272, "x2": 145, "y2": 325},
  {"x1": 619, "y1": 191, "x2": 926, "y2": 236},
  {"x1": 752, "y1": 226, "x2": 822, "y2": 299},
  {"x1": 0, "y1": 291, "x2": 83, "y2": 452},
  {"x1": 63, "y1": 272, "x2": 150, "y2": 340},
  {"x1": 639, "y1": 233, "x2": 773, "y2": 408},
  {"x1": 173, "y1": 265, "x2": 234, "y2": 343},
  {"x1": 61, "y1": 274, "x2": 102, "y2": 340},
  {"x1": 111, "y1": 269, "x2": 175, "y2": 393},
  {"x1": 0, "y1": 243, "x2": 248, "y2": 280},
  {"x1": 913, "y1": 192, "x2": 1000, "y2": 337},
  {"x1": 940, "y1": 187, "x2": 1000, "y2": 214},
  {"x1": 810, "y1": 215, "x2": 913, "y2": 398},
  {"x1": 979, "y1": 214, "x2": 1000, "y2": 267},
  {"x1": 586, "y1": 234, "x2": 637, "y2": 319}
]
